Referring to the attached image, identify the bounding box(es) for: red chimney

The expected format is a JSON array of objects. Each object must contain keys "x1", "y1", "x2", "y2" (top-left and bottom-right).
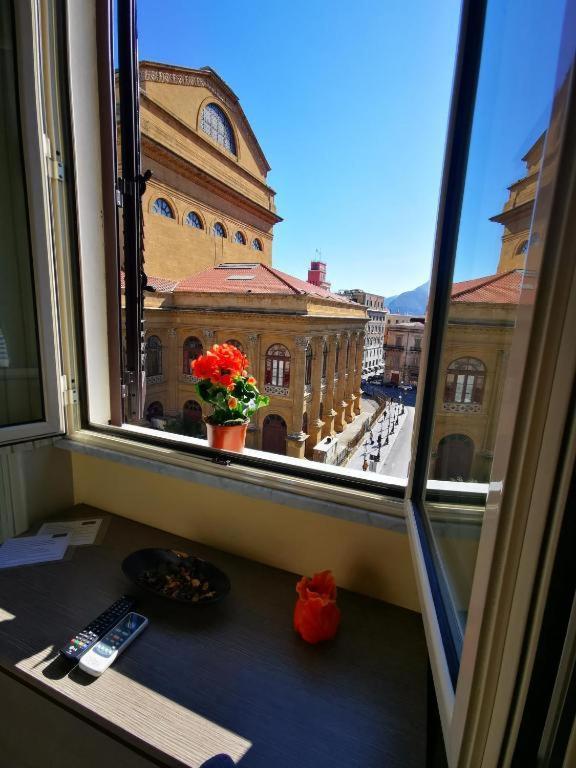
[{"x1": 307, "y1": 260, "x2": 331, "y2": 289}]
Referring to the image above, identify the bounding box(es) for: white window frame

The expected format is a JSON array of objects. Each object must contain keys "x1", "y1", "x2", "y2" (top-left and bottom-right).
[{"x1": 0, "y1": 0, "x2": 64, "y2": 446}]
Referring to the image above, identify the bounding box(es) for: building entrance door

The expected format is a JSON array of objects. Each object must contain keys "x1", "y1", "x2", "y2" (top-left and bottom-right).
[
  {"x1": 435, "y1": 434, "x2": 474, "y2": 481},
  {"x1": 262, "y1": 414, "x2": 287, "y2": 455}
]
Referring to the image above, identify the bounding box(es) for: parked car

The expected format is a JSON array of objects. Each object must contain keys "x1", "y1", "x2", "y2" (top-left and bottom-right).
[{"x1": 398, "y1": 383, "x2": 413, "y2": 391}]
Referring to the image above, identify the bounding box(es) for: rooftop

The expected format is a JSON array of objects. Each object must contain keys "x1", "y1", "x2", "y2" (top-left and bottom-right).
[
  {"x1": 451, "y1": 269, "x2": 523, "y2": 304},
  {"x1": 173, "y1": 262, "x2": 354, "y2": 303}
]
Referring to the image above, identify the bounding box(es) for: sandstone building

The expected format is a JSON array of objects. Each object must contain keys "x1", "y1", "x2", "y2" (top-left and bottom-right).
[
  {"x1": 383, "y1": 318, "x2": 425, "y2": 385},
  {"x1": 142, "y1": 264, "x2": 366, "y2": 459},
  {"x1": 130, "y1": 61, "x2": 368, "y2": 459},
  {"x1": 429, "y1": 136, "x2": 543, "y2": 482}
]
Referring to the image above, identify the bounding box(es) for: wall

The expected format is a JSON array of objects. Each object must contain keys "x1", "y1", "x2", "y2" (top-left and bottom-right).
[{"x1": 70, "y1": 451, "x2": 420, "y2": 612}]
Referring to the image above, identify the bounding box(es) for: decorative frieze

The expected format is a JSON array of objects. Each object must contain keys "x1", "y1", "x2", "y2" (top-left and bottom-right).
[
  {"x1": 264, "y1": 384, "x2": 290, "y2": 397},
  {"x1": 443, "y1": 402, "x2": 482, "y2": 413},
  {"x1": 146, "y1": 375, "x2": 164, "y2": 386},
  {"x1": 295, "y1": 336, "x2": 311, "y2": 350},
  {"x1": 181, "y1": 374, "x2": 199, "y2": 384}
]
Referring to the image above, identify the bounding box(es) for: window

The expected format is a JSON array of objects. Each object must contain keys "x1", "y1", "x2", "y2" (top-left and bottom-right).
[
  {"x1": 305, "y1": 344, "x2": 312, "y2": 385},
  {"x1": 226, "y1": 339, "x2": 244, "y2": 352},
  {"x1": 251, "y1": 238, "x2": 263, "y2": 251},
  {"x1": 185, "y1": 211, "x2": 203, "y2": 229},
  {"x1": 145, "y1": 335, "x2": 162, "y2": 377},
  {"x1": 182, "y1": 336, "x2": 203, "y2": 374},
  {"x1": 152, "y1": 198, "x2": 174, "y2": 218},
  {"x1": 516, "y1": 239, "x2": 529, "y2": 255},
  {"x1": 265, "y1": 344, "x2": 290, "y2": 388},
  {"x1": 200, "y1": 102, "x2": 236, "y2": 154},
  {"x1": 444, "y1": 358, "x2": 485, "y2": 404},
  {"x1": 213, "y1": 222, "x2": 226, "y2": 238},
  {"x1": 233, "y1": 231, "x2": 246, "y2": 245}
]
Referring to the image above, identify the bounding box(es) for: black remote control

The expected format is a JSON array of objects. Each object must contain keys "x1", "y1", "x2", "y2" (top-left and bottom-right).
[{"x1": 59, "y1": 596, "x2": 136, "y2": 661}]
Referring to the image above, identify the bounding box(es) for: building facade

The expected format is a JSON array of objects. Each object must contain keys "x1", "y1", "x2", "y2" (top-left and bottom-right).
[
  {"x1": 142, "y1": 264, "x2": 367, "y2": 460},
  {"x1": 338, "y1": 290, "x2": 387, "y2": 376},
  {"x1": 383, "y1": 319, "x2": 425, "y2": 385},
  {"x1": 134, "y1": 61, "x2": 282, "y2": 281},
  {"x1": 428, "y1": 137, "x2": 543, "y2": 482},
  {"x1": 123, "y1": 62, "x2": 369, "y2": 460}
]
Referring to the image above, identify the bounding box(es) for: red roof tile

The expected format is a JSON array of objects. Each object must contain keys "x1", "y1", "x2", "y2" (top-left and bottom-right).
[
  {"x1": 451, "y1": 270, "x2": 523, "y2": 304},
  {"x1": 120, "y1": 272, "x2": 178, "y2": 293},
  {"x1": 173, "y1": 263, "x2": 352, "y2": 303}
]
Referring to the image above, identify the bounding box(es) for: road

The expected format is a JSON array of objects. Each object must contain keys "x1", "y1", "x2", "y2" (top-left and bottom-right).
[
  {"x1": 380, "y1": 405, "x2": 414, "y2": 479},
  {"x1": 361, "y1": 381, "x2": 417, "y2": 407},
  {"x1": 347, "y1": 405, "x2": 414, "y2": 479}
]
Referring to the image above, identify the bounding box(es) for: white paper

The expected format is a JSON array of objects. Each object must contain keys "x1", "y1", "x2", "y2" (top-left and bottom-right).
[
  {"x1": 0, "y1": 534, "x2": 70, "y2": 569},
  {"x1": 36, "y1": 518, "x2": 103, "y2": 546}
]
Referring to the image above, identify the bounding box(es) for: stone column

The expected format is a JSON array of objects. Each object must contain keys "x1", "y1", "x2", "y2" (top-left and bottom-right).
[
  {"x1": 246, "y1": 332, "x2": 261, "y2": 451},
  {"x1": 286, "y1": 335, "x2": 310, "y2": 460},
  {"x1": 321, "y1": 334, "x2": 339, "y2": 438},
  {"x1": 344, "y1": 332, "x2": 358, "y2": 422},
  {"x1": 334, "y1": 332, "x2": 350, "y2": 432},
  {"x1": 306, "y1": 335, "x2": 325, "y2": 450},
  {"x1": 353, "y1": 331, "x2": 365, "y2": 415},
  {"x1": 166, "y1": 327, "x2": 179, "y2": 416}
]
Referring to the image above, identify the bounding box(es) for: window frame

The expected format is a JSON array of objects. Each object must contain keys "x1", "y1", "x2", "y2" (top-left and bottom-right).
[
  {"x1": 0, "y1": 0, "x2": 64, "y2": 447},
  {"x1": 59, "y1": 0, "x2": 497, "y2": 526}
]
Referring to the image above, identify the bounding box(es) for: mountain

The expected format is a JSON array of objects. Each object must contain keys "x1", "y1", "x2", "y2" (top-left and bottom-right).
[{"x1": 385, "y1": 281, "x2": 429, "y2": 316}]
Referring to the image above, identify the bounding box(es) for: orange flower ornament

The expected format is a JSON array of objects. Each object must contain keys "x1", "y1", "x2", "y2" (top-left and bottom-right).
[{"x1": 294, "y1": 570, "x2": 341, "y2": 644}]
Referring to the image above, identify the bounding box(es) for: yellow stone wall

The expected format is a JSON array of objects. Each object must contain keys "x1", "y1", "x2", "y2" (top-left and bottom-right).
[{"x1": 142, "y1": 298, "x2": 367, "y2": 460}]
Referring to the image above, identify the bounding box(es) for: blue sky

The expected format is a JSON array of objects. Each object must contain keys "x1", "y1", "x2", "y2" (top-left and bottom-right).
[{"x1": 135, "y1": 0, "x2": 565, "y2": 296}]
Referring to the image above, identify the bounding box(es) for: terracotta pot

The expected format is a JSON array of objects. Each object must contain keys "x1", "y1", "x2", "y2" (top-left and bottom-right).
[{"x1": 205, "y1": 420, "x2": 249, "y2": 453}]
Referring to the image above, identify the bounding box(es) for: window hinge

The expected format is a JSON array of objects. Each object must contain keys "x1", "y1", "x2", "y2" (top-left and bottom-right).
[
  {"x1": 61, "y1": 374, "x2": 78, "y2": 406},
  {"x1": 121, "y1": 383, "x2": 128, "y2": 399},
  {"x1": 43, "y1": 133, "x2": 64, "y2": 181}
]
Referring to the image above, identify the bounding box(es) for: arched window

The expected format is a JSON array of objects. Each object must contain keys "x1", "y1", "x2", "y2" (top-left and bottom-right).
[
  {"x1": 183, "y1": 399, "x2": 206, "y2": 438},
  {"x1": 226, "y1": 339, "x2": 244, "y2": 352},
  {"x1": 251, "y1": 238, "x2": 263, "y2": 251},
  {"x1": 213, "y1": 222, "x2": 226, "y2": 238},
  {"x1": 265, "y1": 344, "x2": 291, "y2": 388},
  {"x1": 444, "y1": 357, "x2": 485, "y2": 404},
  {"x1": 147, "y1": 401, "x2": 163, "y2": 420},
  {"x1": 152, "y1": 198, "x2": 174, "y2": 218},
  {"x1": 305, "y1": 344, "x2": 313, "y2": 385},
  {"x1": 233, "y1": 231, "x2": 246, "y2": 245},
  {"x1": 183, "y1": 336, "x2": 203, "y2": 374},
  {"x1": 145, "y1": 335, "x2": 162, "y2": 377},
  {"x1": 516, "y1": 239, "x2": 529, "y2": 255},
  {"x1": 200, "y1": 103, "x2": 236, "y2": 154},
  {"x1": 321, "y1": 342, "x2": 328, "y2": 381},
  {"x1": 185, "y1": 211, "x2": 203, "y2": 229}
]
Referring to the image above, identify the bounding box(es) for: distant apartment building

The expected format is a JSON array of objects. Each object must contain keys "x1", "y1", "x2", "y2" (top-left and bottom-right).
[
  {"x1": 383, "y1": 318, "x2": 425, "y2": 385},
  {"x1": 337, "y1": 290, "x2": 387, "y2": 375}
]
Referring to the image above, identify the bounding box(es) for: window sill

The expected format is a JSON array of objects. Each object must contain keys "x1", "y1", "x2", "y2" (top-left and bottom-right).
[{"x1": 58, "y1": 425, "x2": 408, "y2": 532}]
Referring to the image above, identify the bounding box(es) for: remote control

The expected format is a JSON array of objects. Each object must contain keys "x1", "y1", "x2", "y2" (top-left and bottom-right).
[
  {"x1": 59, "y1": 595, "x2": 136, "y2": 661},
  {"x1": 78, "y1": 612, "x2": 148, "y2": 677}
]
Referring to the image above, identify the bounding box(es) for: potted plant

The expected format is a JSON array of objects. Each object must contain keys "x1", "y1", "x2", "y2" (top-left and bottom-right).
[{"x1": 192, "y1": 342, "x2": 269, "y2": 453}]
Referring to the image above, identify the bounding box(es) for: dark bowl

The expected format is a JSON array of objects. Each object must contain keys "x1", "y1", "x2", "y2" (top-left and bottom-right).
[{"x1": 122, "y1": 548, "x2": 231, "y2": 605}]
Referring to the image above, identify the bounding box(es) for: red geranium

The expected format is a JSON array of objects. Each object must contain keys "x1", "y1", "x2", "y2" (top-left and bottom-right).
[
  {"x1": 191, "y1": 342, "x2": 269, "y2": 426},
  {"x1": 294, "y1": 570, "x2": 341, "y2": 644}
]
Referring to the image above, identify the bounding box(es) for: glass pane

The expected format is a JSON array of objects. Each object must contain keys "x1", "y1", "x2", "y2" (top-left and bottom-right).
[
  {"x1": 0, "y1": 1, "x2": 43, "y2": 428},
  {"x1": 114, "y1": 1, "x2": 459, "y2": 482},
  {"x1": 424, "y1": 0, "x2": 568, "y2": 657}
]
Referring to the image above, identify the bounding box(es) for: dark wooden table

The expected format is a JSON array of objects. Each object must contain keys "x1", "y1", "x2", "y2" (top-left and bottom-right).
[{"x1": 0, "y1": 505, "x2": 426, "y2": 768}]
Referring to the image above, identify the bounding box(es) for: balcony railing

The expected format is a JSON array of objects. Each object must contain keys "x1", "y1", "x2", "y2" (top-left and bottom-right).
[{"x1": 383, "y1": 343, "x2": 404, "y2": 351}]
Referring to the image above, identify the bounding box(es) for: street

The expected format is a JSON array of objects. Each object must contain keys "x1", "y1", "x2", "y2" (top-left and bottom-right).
[
  {"x1": 361, "y1": 381, "x2": 417, "y2": 407},
  {"x1": 346, "y1": 403, "x2": 415, "y2": 479}
]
